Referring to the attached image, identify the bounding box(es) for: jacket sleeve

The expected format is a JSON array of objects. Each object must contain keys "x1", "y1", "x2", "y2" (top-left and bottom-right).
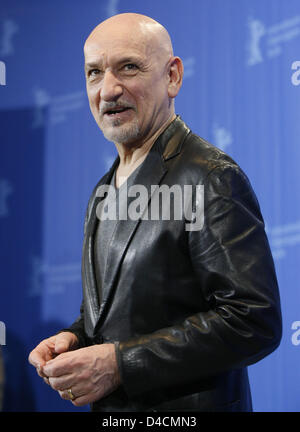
[
  {"x1": 115, "y1": 163, "x2": 282, "y2": 398},
  {"x1": 58, "y1": 300, "x2": 89, "y2": 348},
  {"x1": 56, "y1": 195, "x2": 94, "y2": 349}
]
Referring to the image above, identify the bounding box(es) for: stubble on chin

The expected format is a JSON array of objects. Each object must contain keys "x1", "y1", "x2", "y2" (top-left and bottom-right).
[{"x1": 100, "y1": 118, "x2": 141, "y2": 144}]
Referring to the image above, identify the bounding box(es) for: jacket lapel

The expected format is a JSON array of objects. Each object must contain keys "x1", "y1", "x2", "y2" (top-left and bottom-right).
[
  {"x1": 84, "y1": 116, "x2": 190, "y2": 334},
  {"x1": 94, "y1": 146, "x2": 167, "y2": 331},
  {"x1": 81, "y1": 157, "x2": 120, "y2": 330}
]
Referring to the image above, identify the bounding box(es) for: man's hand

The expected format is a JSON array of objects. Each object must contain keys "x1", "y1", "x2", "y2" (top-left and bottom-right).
[
  {"x1": 28, "y1": 332, "x2": 79, "y2": 384},
  {"x1": 42, "y1": 343, "x2": 121, "y2": 406}
]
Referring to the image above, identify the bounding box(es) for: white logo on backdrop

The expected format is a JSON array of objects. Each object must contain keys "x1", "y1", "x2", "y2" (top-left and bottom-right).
[
  {"x1": 0, "y1": 179, "x2": 13, "y2": 217},
  {"x1": 291, "y1": 60, "x2": 300, "y2": 86},
  {"x1": 213, "y1": 124, "x2": 232, "y2": 152},
  {"x1": 291, "y1": 321, "x2": 300, "y2": 346},
  {"x1": 0, "y1": 19, "x2": 18, "y2": 57},
  {"x1": 0, "y1": 61, "x2": 6, "y2": 86},
  {"x1": 247, "y1": 15, "x2": 300, "y2": 66},
  {"x1": 28, "y1": 256, "x2": 81, "y2": 297},
  {"x1": 32, "y1": 88, "x2": 86, "y2": 128},
  {"x1": 266, "y1": 220, "x2": 300, "y2": 260},
  {"x1": 0, "y1": 322, "x2": 5, "y2": 345},
  {"x1": 32, "y1": 88, "x2": 50, "y2": 128},
  {"x1": 182, "y1": 57, "x2": 195, "y2": 80},
  {"x1": 106, "y1": 0, "x2": 119, "y2": 18},
  {"x1": 104, "y1": 155, "x2": 116, "y2": 172},
  {"x1": 247, "y1": 18, "x2": 266, "y2": 66}
]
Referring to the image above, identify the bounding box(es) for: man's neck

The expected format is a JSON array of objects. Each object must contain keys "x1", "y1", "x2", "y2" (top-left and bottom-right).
[{"x1": 114, "y1": 113, "x2": 176, "y2": 188}]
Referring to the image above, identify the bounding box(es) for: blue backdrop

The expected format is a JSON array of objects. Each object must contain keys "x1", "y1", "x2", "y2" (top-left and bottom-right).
[{"x1": 0, "y1": 0, "x2": 299, "y2": 412}]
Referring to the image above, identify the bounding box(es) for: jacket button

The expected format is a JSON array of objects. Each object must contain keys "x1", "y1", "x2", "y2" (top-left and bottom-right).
[{"x1": 92, "y1": 334, "x2": 103, "y2": 344}]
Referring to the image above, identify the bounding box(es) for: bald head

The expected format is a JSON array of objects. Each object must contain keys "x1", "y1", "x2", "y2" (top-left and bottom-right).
[{"x1": 84, "y1": 13, "x2": 173, "y2": 60}]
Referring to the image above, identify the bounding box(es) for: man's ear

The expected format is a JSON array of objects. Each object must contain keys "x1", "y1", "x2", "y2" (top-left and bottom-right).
[{"x1": 167, "y1": 56, "x2": 184, "y2": 98}]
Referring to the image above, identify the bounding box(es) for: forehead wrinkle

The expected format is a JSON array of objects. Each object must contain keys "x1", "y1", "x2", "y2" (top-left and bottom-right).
[
  {"x1": 85, "y1": 33, "x2": 149, "y2": 56},
  {"x1": 84, "y1": 44, "x2": 149, "y2": 71}
]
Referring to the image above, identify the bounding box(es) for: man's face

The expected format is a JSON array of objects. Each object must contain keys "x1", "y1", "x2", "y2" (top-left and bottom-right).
[{"x1": 84, "y1": 25, "x2": 171, "y2": 146}]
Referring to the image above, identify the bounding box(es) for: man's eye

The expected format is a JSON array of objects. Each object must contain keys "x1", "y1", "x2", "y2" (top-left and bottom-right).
[
  {"x1": 123, "y1": 64, "x2": 138, "y2": 71},
  {"x1": 88, "y1": 69, "x2": 101, "y2": 77}
]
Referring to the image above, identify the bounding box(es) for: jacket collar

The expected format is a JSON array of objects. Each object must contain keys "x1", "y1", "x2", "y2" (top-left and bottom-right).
[{"x1": 156, "y1": 115, "x2": 190, "y2": 161}]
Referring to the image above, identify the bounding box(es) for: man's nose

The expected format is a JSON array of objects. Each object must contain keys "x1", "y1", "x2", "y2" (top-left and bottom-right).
[{"x1": 100, "y1": 70, "x2": 123, "y2": 101}]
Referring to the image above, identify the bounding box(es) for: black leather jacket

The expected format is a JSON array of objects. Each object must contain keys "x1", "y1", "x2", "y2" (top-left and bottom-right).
[{"x1": 66, "y1": 116, "x2": 282, "y2": 412}]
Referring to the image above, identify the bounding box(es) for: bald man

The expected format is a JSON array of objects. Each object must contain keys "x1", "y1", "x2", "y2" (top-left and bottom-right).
[{"x1": 29, "y1": 13, "x2": 282, "y2": 412}]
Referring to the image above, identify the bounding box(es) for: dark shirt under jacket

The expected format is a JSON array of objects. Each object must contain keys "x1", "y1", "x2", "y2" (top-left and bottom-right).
[{"x1": 94, "y1": 164, "x2": 143, "y2": 305}]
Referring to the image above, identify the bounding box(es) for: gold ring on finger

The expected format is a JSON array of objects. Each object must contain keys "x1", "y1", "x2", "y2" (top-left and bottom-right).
[{"x1": 67, "y1": 388, "x2": 76, "y2": 401}]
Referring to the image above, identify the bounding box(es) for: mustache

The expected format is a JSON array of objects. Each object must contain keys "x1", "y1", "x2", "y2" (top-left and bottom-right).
[{"x1": 99, "y1": 101, "x2": 136, "y2": 115}]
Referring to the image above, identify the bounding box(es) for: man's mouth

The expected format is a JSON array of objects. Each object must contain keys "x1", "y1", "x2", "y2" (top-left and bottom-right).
[{"x1": 104, "y1": 106, "x2": 132, "y2": 116}]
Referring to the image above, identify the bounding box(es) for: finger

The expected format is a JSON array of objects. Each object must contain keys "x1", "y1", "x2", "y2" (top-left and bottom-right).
[
  {"x1": 61, "y1": 385, "x2": 102, "y2": 407},
  {"x1": 43, "y1": 376, "x2": 50, "y2": 385},
  {"x1": 49, "y1": 374, "x2": 74, "y2": 392},
  {"x1": 29, "y1": 350, "x2": 46, "y2": 368},
  {"x1": 36, "y1": 362, "x2": 53, "y2": 380},
  {"x1": 43, "y1": 354, "x2": 73, "y2": 377},
  {"x1": 28, "y1": 339, "x2": 55, "y2": 368},
  {"x1": 54, "y1": 333, "x2": 72, "y2": 354},
  {"x1": 72, "y1": 396, "x2": 88, "y2": 407},
  {"x1": 44, "y1": 348, "x2": 74, "y2": 366},
  {"x1": 58, "y1": 387, "x2": 84, "y2": 402},
  {"x1": 43, "y1": 348, "x2": 79, "y2": 376},
  {"x1": 58, "y1": 389, "x2": 71, "y2": 401},
  {"x1": 36, "y1": 365, "x2": 46, "y2": 378},
  {"x1": 71, "y1": 393, "x2": 97, "y2": 407}
]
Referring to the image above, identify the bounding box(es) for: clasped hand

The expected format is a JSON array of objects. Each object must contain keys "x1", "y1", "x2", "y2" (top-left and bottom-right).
[{"x1": 28, "y1": 332, "x2": 120, "y2": 406}]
